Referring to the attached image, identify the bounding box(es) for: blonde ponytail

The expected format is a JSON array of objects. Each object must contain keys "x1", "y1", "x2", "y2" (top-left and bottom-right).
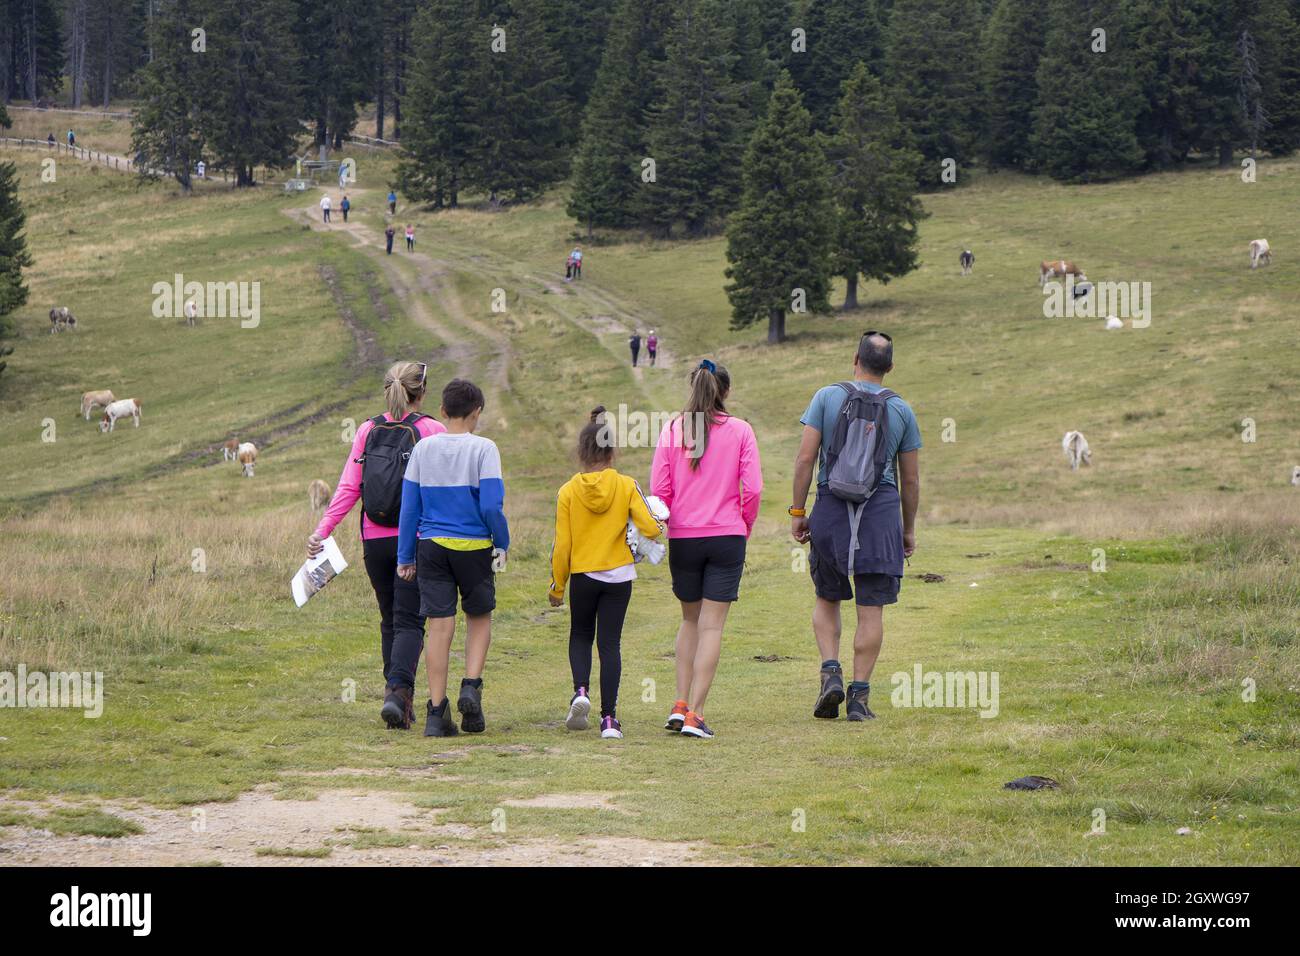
[{"x1": 383, "y1": 361, "x2": 426, "y2": 420}]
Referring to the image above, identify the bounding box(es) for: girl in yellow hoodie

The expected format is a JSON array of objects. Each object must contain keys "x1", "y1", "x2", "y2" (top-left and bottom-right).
[{"x1": 549, "y1": 406, "x2": 664, "y2": 738}]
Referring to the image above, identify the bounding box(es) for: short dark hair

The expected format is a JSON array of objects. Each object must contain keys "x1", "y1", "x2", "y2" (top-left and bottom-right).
[
  {"x1": 442, "y1": 378, "x2": 484, "y2": 419},
  {"x1": 857, "y1": 332, "x2": 893, "y2": 375}
]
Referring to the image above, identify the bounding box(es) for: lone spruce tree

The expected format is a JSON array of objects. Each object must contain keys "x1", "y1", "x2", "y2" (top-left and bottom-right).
[{"x1": 724, "y1": 72, "x2": 833, "y2": 344}]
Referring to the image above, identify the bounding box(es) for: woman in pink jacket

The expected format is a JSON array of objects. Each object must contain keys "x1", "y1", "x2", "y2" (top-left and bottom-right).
[
  {"x1": 651, "y1": 360, "x2": 762, "y2": 739},
  {"x1": 306, "y1": 361, "x2": 445, "y2": 729}
]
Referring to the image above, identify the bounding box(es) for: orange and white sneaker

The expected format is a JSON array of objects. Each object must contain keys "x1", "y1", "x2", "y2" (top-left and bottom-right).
[
  {"x1": 665, "y1": 699, "x2": 689, "y2": 731},
  {"x1": 680, "y1": 711, "x2": 714, "y2": 740}
]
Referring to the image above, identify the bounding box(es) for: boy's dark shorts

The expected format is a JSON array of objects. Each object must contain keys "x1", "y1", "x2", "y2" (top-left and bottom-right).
[
  {"x1": 668, "y1": 535, "x2": 747, "y2": 603},
  {"x1": 808, "y1": 545, "x2": 901, "y2": 607},
  {"x1": 416, "y1": 539, "x2": 496, "y2": 618}
]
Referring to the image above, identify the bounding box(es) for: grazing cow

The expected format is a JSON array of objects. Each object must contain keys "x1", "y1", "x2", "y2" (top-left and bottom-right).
[
  {"x1": 222, "y1": 438, "x2": 240, "y2": 461},
  {"x1": 1040, "y1": 259, "x2": 1084, "y2": 286},
  {"x1": 959, "y1": 250, "x2": 975, "y2": 276},
  {"x1": 80, "y1": 389, "x2": 116, "y2": 420},
  {"x1": 184, "y1": 299, "x2": 199, "y2": 326},
  {"x1": 1062, "y1": 430, "x2": 1092, "y2": 470},
  {"x1": 99, "y1": 398, "x2": 142, "y2": 432},
  {"x1": 48, "y1": 307, "x2": 76, "y2": 333},
  {"x1": 1249, "y1": 238, "x2": 1271, "y2": 269},
  {"x1": 1105, "y1": 315, "x2": 1124, "y2": 330},
  {"x1": 237, "y1": 442, "x2": 258, "y2": 478},
  {"x1": 1291, "y1": 465, "x2": 1300, "y2": 487},
  {"x1": 308, "y1": 479, "x2": 332, "y2": 510}
]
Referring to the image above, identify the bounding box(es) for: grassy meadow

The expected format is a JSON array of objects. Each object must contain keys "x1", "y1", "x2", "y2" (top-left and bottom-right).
[{"x1": 0, "y1": 135, "x2": 1296, "y2": 865}]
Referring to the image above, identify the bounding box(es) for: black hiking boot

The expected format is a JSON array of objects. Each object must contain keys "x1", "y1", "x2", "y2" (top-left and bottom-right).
[
  {"x1": 458, "y1": 679, "x2": 486, "y2": 734},
  {"x1": 423, "y1": 697, "x2": 459, "y2": 737},
  {"x1": 846, "y1": 683, "x2": 876, "y2": 722},
  {"x1": 381, "y1": 684, "x2": 414, "y2": 729},
  {"x1": 814, "y1": 663, "x2": 846, "y2": 719}
]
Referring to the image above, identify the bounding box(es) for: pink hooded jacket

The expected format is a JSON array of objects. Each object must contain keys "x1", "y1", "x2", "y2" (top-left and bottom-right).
[{"x1": 651, "y1": 414, "x2": 762, "y2": 539}]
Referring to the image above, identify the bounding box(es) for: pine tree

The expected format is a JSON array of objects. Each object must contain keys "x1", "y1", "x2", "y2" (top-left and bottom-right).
[
  {"x1": 565, "y1": 0, "x2": 671, "y2": 234},
  {"x1": 1031, "y1": 0, "x2": 1143, "y2": 181},
  {"x1": 980, "y1": 0, "x2": 1047, "y2": 169},
  {"x1": 639, "y1": 0, "x2": 747, "y2": 237},
  {"x1": 1253, "y1": 0, "x2": 1300, "y2": 155},
  {"x1": 724, "y1": 72, "x2": 833, "y2": 344},
  {"x1": 202, "y1": 0, "x2": 304, "y2": 186},
  {"x1": 0, "y1": 156, "x2": 32, "y2": 379},
  {"x1": 730, "y1": 0, "x2": 791, "y2": 126},
  {"x1": 396, "y1": 0, "x2": 480, "y2": 207},
  {"x1": 131, "y1": 0, "x2": 210, "y2": 192},
  {"x1": 294, "y1": 0, "x2": 380, "y2": 151},
  {"x1": 1125, "y1": 0, "x2": 1201, "y2": 169},
  {"x1": 788, "y1": 0, "x2": 883, "y2": 130},
  {"x1": 823, "y1": 63, "x2": 926, "y2": 311},
  {"x1": 885, "y1": 0, "x2": 982, "y2": 187},
  {"x1": 465, "y1": 0, "x2": 571, "y2": 205}
]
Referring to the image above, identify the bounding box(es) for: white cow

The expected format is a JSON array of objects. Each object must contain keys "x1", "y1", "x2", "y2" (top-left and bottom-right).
[
  {"x1": 237, "y1": 442, "x2": 258, "y2": 478},
  {"x1": 1062, "y1": 430, "x2": 1092, "y2": 470},
  {"x1": 184, "y1": 299, "x2": 199, "y2": 326},
  {"x1": 1249, "y1": 238, "x2": 1271, "y2": 269},
  {"x1": 81, "y1": 389, "x2": 116, "y2": 420},
  {"x1": 99, "y1": 398, "x2": 141, "y2": 432}
]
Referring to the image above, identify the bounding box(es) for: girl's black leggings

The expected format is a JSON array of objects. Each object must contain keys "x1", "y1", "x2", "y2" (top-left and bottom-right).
[{"x1": 568, "y1": 573, "x2": 631, "y2": 717}]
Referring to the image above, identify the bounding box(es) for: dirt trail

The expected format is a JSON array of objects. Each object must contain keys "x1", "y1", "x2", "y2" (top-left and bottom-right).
[{"x1": 0, "y1": 790, "x2": 723, "y2": 867}]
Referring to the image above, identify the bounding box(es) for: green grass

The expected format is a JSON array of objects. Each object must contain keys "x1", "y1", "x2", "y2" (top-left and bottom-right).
[
  {"x1": 0, "y1": 807, "x2": 143, "y2": 838},
  {"x1": 0, "y1": 136, "x2": 1296, "y2": 865}
]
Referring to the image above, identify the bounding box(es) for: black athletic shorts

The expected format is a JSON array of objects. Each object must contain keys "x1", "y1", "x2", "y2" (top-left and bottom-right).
[
  {"x1": 416, "y1": 539, "x2": 496, "y2": 618},
  {"x1": 808, "y1": 546, "x2": 901, "y2": 607},
  {"x1": 668, "y1": 535, "x2": 747, "y2": 603}
]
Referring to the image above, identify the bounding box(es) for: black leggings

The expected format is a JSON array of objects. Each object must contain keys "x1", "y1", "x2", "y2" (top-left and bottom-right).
[
  {"x1": 568, "y1": 574, "x2": 631, "y2": 717},
  {"x1": 362, "y1": 535, "x2": 425, "y2": 690}
]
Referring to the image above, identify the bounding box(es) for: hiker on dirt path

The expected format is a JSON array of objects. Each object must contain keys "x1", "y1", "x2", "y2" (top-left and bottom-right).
[
  {"x1": 67, "y1": 129, "x2": 75, "y2": 147},
  {"x1": 307, "y1": 361, "x2": 445, "y2": 730},
  {"x1": 651, "y1": 360, "x2": 763, "y2": 740},
  {"x1": 405, "y1": 223, "x2": 415, "y2": 252},
  {"x1": 790, "y1": 332, "x2": 921, "y2": 723},
  {"x1": 549, "y1": 406, "x2": 665, "y2": 740},
  {"x1": 47, "y1": 132, "x2": 54, "y2": 148},
  {"x1": 647, "y1": 330, "x2": 659, "y2": 367},
  {"x1": 385, "y1": 222, "x2": 396, "y2": 255},
  {"x1": 397, "y1": 378, "x2": 511, "y2": 738},
  {"x1": 388, "y1": 189, "x2": 398, "y2": 214},
  {"x1": 341, "y1": 194, "x2": 351, "y2": 222},
  {"x1": 566, "y1": 245, "x2": 583, "y2": 280},
  {"x1": 320, "y1": 193, "x2": 332, "y2": 223},
  {"x1": 629, "y1": 330, "x2": 642, "y2": 367}
]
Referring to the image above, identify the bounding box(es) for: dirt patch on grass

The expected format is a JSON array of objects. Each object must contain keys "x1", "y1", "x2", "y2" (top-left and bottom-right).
[
  {"x1": 0, "y1": 789, "x2": 718, "y2": 867},
  {"x1": 501, "y1": 792, "x2": 631, "y2": 814}
]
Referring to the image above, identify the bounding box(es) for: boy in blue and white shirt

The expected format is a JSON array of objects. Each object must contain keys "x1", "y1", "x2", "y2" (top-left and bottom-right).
[{"x1": 397, "y1": 378, "x2": 510, "y2": 737}]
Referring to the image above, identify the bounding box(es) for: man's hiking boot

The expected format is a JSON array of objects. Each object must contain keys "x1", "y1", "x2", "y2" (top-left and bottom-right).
[
  {"x1": 381, "y1": 684, "x2": 414, "y2": 729},
  {"x1": 424, "y1": 698, "x2": 459, "y2": 737},
  {"x1": 458, "y1": 679, "x2": 486, "y2": 734},
  {"x1": 814, "y1": 663, "x2": 846, "y2": 719},
  {"x1": 846, "y1": 683, "x2": 876, "y2": 722}
]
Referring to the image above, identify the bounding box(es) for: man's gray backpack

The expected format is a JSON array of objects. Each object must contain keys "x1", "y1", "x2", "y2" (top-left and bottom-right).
[{"x1": 824, "y1": 383, "x2": 895, "y2": 574}]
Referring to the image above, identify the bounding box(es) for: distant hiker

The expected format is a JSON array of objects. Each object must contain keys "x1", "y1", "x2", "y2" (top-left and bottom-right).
[
  {"x1": 320, "y1": 194, "x2": 332, "y2": 223},
  {"x1": 790, "y1": 332, "x2": 921, "y2": 723},
  {"x1": 385, "y1": 223, "x2": 396, "y2": 255},
  {"x1": 67, "y1": 129, "x2": 75, "y2": 147},
  {"x1": 629, "y1": 331, "x2": 642, "y2": 367},
  {"x1": 566, "y1": 245, "x2": 583, "y2": 280},
  {"x1": 651, "y1": 360, "x2": 763, "y2": 739},
  {"x1": 405, "y1": 223, "x2": 415, "y2": 251},
  {"x1": 397, "y1": 378, "x2": 510, "y2": 737},
  {"x1": 307, "y1": 361, "x2": 445, "y2": 730},
  {"x1": 46, "y1": 132, "x2": 54, "y2": 148},
  {"x1": 196, "y1": 160, "x2": 206, "y2": 179},
  {"x1": 388, "y1": 190, "x2": 397, "y2": 214},
  {"x1": 340, "y1": 194, "x2": 350, "y2": 222},
  {"x1": 647, "y1": 330, "x2": 659, "y2": 367},
  {"x1": 549, "y1": 406, "x2": 665, "y2": 740}
]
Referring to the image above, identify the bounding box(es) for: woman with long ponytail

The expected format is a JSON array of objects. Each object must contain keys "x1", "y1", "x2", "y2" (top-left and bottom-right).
[
  {"x1": 307, "y1": 361, "x2": 445, "y2": 729},
  {"x1": 651, "y1": 361, "x2": 763, "y2": 739}
]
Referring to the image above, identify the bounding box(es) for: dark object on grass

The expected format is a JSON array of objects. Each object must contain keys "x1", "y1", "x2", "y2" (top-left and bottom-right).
[
  {"x1": 753, "y1": 654, "x2": 794, "y2": 663},
  {"x1": 965, "y1": 552, "x2": 991, "y2": 558},
  {"x1": 1003, "y1": 775, "x2": 1060, "y2": 791},
  {"x1": 916, "y1": 572, "x2": 945, "y2": 583}
]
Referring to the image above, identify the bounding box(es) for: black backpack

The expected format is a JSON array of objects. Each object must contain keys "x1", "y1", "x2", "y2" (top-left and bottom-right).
[
  {"x1": 824, "y1": 383, "x2": 895, "y2": 574},
  {"x1": 358, "y1": 413, "x2": 428, "y2": 526}
]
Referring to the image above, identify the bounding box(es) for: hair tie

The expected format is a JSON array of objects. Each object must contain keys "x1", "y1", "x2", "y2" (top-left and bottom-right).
[{"x1": 698, "y1": 359, "x2": 716, "y2": 374}]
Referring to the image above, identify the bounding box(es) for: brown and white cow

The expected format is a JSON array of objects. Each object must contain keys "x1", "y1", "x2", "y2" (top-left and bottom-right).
[
  {"x1": 1040, "y1": 259, "x2": 1085, "y2": 286},
  {"x1": 81, "y1": 389, "x2": 116, "y2": 420},
  {"x1": 99, "y1": 398, "x2": 142, "y2": 432},
  {"x1": 308, "y1": 479, "x2": 332, "y2": 510},
  {"x1": 222, "y1": 438, "x2": 240, "y2": 462},
  {"x1": 237, "y1": 442, "x2": 258, "y2": 478},
  {"x1": 1249, "y1": 239, "x2": 1271, "y2": 269}
]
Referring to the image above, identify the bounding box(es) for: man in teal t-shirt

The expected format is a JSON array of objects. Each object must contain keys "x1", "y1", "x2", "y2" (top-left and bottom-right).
[{"x1": 790, "y1": 332, "x2": 922, "y2": 723}]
